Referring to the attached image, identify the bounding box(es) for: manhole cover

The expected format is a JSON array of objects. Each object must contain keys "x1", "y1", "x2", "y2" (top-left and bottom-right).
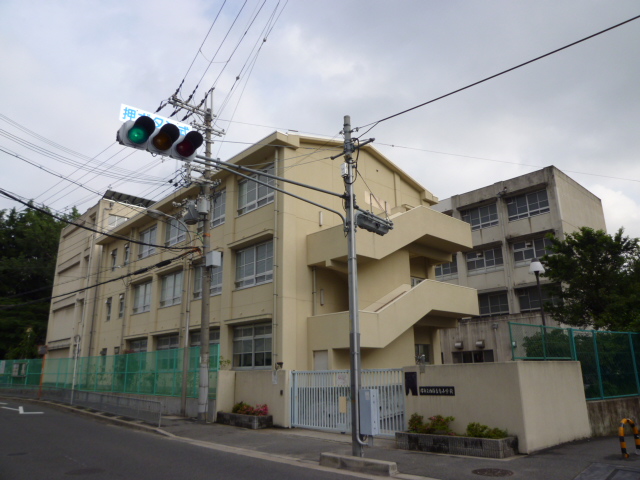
[{"x1": 472, "y1": 468, "x2": 514, "y2": 477}]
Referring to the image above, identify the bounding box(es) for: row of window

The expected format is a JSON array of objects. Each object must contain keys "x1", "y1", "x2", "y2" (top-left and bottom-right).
[
  {"x1": 478, "y1": 287, "x2": 556, "y2": 316},
  {"x1": 107, "y1": 241, "x2": 273, "y2": 318},
  {"x1": 460, "y1": 189, "x2": 550, "y2": 231},
  {"x1": 435, "y1": 237, "x2": 552, "y2": 278},
  {"x1": 109, "y1": 166, "x2": 273, "y2": 268},
  {"x1": 122, "y1": 323, "x2": 272, "y2": 369}
]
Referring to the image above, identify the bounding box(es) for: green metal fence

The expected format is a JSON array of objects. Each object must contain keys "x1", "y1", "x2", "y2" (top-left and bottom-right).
[
  {"x1": 0, "y1": 345, "x2": 219, "y2": 399},
  {"x1": 509, "y1": 322, "x2": 640, "y2": 400}
]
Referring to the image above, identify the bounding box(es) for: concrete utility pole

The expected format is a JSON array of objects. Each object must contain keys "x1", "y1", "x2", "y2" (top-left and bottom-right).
[
  {"x1": 343, "y1": 115, "x2": 367, "y2": 458},
  {"x1": 168, "y1": 95, "x2": 221, "y2": 422}
]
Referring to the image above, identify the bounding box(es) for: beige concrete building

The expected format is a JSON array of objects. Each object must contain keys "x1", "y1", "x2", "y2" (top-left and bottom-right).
[
  {"x1": 45, "y1": 191, "x2": 154, "y2": 360},
  {"x1": 49, "y1": 131, "x2": 479, "y2": 372},
  {"x1": 431, "y1": 166, "x2": 607, "y2": 364}
]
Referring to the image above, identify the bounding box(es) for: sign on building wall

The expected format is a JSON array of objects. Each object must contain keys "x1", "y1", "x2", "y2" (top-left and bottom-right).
[
  {"x1": 118, "y1": 104, "x2": 193, "y2": 135},
  {"x1": 419, "y1": 386, "x2": 456, "y2": 396}
]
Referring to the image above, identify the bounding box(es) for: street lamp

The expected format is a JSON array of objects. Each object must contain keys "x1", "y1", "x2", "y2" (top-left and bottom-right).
[
  {"x1": 146, "y1": 208, "x2": 193, "y2": 243},
  {"x1": 529, "y1": 258, "x2": 546, "y2": 326}
]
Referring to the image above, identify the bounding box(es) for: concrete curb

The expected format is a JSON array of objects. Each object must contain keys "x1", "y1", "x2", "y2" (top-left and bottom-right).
[{"x1": 320, "y1": 452, "x2": 399, "y2": 476}]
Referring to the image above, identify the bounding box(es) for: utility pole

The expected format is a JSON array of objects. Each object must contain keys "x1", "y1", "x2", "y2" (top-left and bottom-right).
[
  {"x1": 343, "y1": 115, "x2": 367, "y2": 457},
  {"x1": 168, "y1": 94, "x2": 221, "y2": 422}
]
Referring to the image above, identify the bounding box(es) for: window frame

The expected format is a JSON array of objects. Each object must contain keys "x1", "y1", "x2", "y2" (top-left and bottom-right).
[
  {"x1": 211, "y1": 190, "x2": 226, "y2": 227},
  {"x1": 460, "y1": 203, "x2": 499, "y2": 231},
  {"x1": 435, "y1": 258, "x2": 458, "y2": 279},
  {"x1": 506, "y1": 189, "x2": 550, "y2": 222},
  {"x1": 232, "y1": 323, "x2": 272, "y2": 369},
  {"x1": 118, "y1": 293, "x2": 125, "y2": 319},
  {"x1": 478, "y1": 292, "x2": 509, "y2": 316},
  {"x1": 466, "y1": 247, "x2": 504, "y2": 274},
  {"x1": 235, "y1": 241, "x2": 273, "y2": 289},
  {"x1": 132, "y1": 281, "x2": 152, "y2": 314},
  {"x1": 237, "y1": 164, "x2": 275, "y2": 215},
  {"x1": 513, "y1": 237, "x2": 553, "y2": 265},
  {"x1": 105, "y1": 297, "x2": 112, "y2": 322},
  {"x1": 138, "y1": 226, "x2": 157, "y2": 259},
  {"x1": 160, "y1": 271, "x2": 183, "y2": 308},
  {"x1": 111, "y1": 249, "x2": 118, "y2": 271},
  {"x1": 164, "y1": 218, "x2": 187, "y2": 247}
]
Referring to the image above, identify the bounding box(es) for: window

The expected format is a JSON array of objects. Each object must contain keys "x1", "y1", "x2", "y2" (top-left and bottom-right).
[
  {"x1": 211, "y1": 190, "x2": 226, "y2": 227},
  {"x1": 190, "y1": 329, "x2": 220, "y2": 346},
  {"x1": 111, "y1": 249, "x2": 118, "y2": 271},
  {"x1": 194, "y1": 257, "x2": 223, "y2": 298},
  {"x1": 233, "y1": 324, "x2": 272, "y2": 368},
  {"x1": 461, "y1": 204, "x2": 499, "y2": 231},
  {"x1": 108, "y1": 215, "x2": 128, "y2": 230},
  {"x1": 411, "y1": 277, "x2": 424, "y2": 287},
  {"x1": 507, "y1": 189, "x2": 550, "y2": 221},
  {"x1": 415, "y1": 344, "x2": 431, "y2": 364},
  {"x1": 118, "y1": 294, "x2": 125, "y2": 318},
  {"x1": 128, "y1": 338, "x2": 147, "y2": 353},
  {"x1": 132, "y1": 281, "x2": 152, "y2": 314},
  {"x1": 452, "y1": 350, "x2": 494, "y2": 364},
  {"x1": 160, "y1": 271, "x2": 183, "y2": 307},
  {"x1": 466, "y1": 247, "x2": 503, "y2": 273},
  {"x1": 105, "y1": 297, "x2": 112, "y2": 321},
  {"x1": 436, "y1": 258, "x2": 458, "y2": 279},
  {"x1": 236, "y1": 241, "x2": 273, "y2": 288},
  {"x1": 237, "y1": 164, "x2": 275, "y2": 215},
  {"x1": 156, "y1": 334, "x2": 180, "y2": 351},
  {"x1": 124, "y1": 244, "x2": 130, "y2": 265},
  {"x1": 138, "y1": 226, "x2": 157, "y2": 259},
  {"x1": 478, "y1": 292, "x2": 509, "y2": 316},
  {"x1": 518, "y1": 286, "x2": 557, "y2": 312},
  {"x1": 164, "y1": 218, "x2": 187, "y2": 246},
  {"x1": 513, "y1": 237, "x2": 552, "y2": 265}
]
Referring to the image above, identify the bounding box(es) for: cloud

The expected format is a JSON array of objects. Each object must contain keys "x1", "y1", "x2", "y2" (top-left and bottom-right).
[{"x1": 590, "y1": 185, "x2": 640, "y2": 238}]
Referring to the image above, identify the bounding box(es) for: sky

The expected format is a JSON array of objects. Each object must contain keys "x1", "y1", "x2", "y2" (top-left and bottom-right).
[{"x1": 1, "y1": 1, "x2": 639, "y2": 237}]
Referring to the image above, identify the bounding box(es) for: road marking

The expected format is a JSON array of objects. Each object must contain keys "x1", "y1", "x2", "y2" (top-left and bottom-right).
[
  {"x1": 1, "y1": 406, "x2": 43, "y2": 414},
  {"x1": 19, "y1": 406, "x2": 43, "y2": 415}
]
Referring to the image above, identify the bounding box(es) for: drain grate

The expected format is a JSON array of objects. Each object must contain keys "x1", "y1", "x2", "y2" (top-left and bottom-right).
[{"x1": 472, "y1": 468, "x2": 514, "y2": 477}]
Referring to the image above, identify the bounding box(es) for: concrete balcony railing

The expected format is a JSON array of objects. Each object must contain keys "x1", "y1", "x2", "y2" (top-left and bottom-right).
[{"x1": 307, "y1": 279, "x2": 479, "y2": 351}]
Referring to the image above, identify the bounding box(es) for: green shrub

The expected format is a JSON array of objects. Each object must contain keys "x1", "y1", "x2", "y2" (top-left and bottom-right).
[
  {"x1": 465, "y1": 422, "x2": 508, "y2": 439},
  {"x1": 408, "y1": 413, "x2": 455, "y2": 435}
]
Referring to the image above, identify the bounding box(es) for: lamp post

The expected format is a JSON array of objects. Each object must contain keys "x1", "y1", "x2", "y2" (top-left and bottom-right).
[
  {"x1": 145, "y1": 208, "x2": 194, "y2": 416},
  {"x1": 529, "y1": 258, "x2": 546, "y2": 327}
]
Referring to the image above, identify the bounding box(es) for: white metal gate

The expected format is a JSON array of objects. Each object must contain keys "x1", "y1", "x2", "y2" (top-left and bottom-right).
[{"x1": 291, "y1": 369, "x2": 405, "y2": 437}]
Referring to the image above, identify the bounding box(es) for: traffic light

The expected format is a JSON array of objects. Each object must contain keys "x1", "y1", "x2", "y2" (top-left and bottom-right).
[
  {"x1": 355, "y1": 211, "x2": 393, "y2": 236},
  {"x1": 117, "y1": 117, "x2": 204, "y2": 161}
]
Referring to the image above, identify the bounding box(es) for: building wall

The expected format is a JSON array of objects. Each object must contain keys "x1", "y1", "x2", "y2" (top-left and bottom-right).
[
  {"x1": 432, "y1": 166, "x2": 606, "y2": 364},
  {"x1": 404, "y1": 361, "x2": 591, "y2": 453}
]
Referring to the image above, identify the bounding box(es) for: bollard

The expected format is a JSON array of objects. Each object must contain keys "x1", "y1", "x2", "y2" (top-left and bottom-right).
[{"x1": 618, "y1": 418, "x2": 640, "y2": 458}]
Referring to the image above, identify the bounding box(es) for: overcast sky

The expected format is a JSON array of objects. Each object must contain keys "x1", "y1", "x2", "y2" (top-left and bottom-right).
[{"x1": 1, "y1": 1, "x2": 639, "y2": 237}]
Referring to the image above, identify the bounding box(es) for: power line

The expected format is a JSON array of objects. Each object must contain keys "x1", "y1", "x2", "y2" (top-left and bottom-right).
[{"x1": 355, "y1": 13, "x2": 640, "y2": 137}]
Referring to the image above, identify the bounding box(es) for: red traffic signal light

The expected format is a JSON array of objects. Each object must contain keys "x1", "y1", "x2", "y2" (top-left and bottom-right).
[{"x1": 174, "y1": 131, "x2": 204, "y2": 159}]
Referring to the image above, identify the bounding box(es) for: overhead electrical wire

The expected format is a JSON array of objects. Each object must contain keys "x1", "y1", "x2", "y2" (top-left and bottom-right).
[{"x1": 355, "y1": 13, "x2": 640, "y2": 137}]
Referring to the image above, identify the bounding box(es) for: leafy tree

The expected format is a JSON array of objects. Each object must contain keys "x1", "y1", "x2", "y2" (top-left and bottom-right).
[
  {"x1": 542, "y1": 227, "x2": 640, "y2": 331},
  {"x1": 0, "y1": 205, "x2": 78, "y2": 359}
]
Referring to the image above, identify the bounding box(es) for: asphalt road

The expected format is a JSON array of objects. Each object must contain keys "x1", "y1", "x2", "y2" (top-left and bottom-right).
[{"x1": 0, "y1": 399, "x2": 363, "y2": 480}]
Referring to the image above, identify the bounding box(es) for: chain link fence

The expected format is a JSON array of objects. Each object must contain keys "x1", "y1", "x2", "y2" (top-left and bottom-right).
[
  {"x1": 509, "y1": 322, "x2": 640, "y2": 400},
  {"x1": 0, "y1": 345, "x2": 219, "y2": 399}
]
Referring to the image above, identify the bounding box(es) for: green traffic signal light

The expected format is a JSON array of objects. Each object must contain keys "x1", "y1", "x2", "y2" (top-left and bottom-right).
[{"x1": 127, "y1": 116, "x2": 156, "y2": 145}]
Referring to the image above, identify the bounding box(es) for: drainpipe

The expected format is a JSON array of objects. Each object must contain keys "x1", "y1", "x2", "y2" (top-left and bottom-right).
[{"x1": 272, "y1": 148, "x2": 280, "y2": 369}]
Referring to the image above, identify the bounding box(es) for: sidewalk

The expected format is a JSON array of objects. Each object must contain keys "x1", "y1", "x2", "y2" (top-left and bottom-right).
[{"x1": 156, "y1": 416, "x2": 640, "y2": 480}]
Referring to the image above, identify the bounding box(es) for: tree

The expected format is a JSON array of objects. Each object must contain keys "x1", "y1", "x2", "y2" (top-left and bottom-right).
[
  {"x1": 0, "y1": 205, "x2": 78, "y2": 359},
  {"x1": 542, "y1": 227, "x2": 640, "y2": 331}
]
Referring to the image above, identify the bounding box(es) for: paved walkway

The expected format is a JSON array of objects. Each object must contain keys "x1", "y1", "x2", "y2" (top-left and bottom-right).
[{"x1": 156, "y1": 416, "x2": 640, "y2": 480}]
